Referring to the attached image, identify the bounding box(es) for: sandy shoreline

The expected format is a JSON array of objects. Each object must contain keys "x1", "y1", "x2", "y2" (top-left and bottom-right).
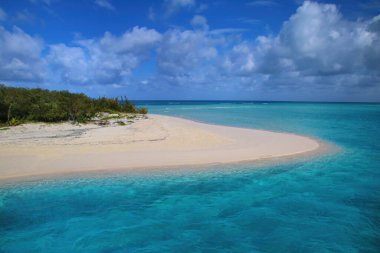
[{"x1": 0, "y1": 114, "x2": 322, "y2": 182}]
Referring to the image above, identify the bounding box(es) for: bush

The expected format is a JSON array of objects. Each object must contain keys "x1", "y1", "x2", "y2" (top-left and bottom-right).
[
  {"x1": 0, "y1": 85, "x2": 146, "y2": 124},
  {"x1": 138, "y1": 107, "x2": 148, "y2": 114},
  {"x1": 116, "y1": 121, "x2": 126, "y2": 126},
  {"x1": 9, "y1": 118, "x2": 22, "y2": 126}
]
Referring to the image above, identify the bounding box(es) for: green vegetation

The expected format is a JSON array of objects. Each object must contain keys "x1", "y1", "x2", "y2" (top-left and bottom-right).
[
  {"x1": 137, "y1": 107, "x2": 148, "y2": 115},
  {"x1": 116, "y1": 121, "x2": 126, "y2": 126},
  {"x1": 0, "y1": 84, "x2": 148, "y2": 124},
  {"x1": 127, "y1": 115, "x2": 137, "y2": 119}
]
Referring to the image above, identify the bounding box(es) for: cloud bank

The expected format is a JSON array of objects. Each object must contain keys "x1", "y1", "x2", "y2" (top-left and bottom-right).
[
  {"x1": 46, "y1": 27, "x2": 161, "y2": 85},
  {"x1": 0, "y1": 1, "x2": 379, "y2": 101}
]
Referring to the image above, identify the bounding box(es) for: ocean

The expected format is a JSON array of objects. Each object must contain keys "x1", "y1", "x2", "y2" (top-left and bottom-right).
[{"x1": 1, "y1": 101, "x2": 379, "y2": 252}]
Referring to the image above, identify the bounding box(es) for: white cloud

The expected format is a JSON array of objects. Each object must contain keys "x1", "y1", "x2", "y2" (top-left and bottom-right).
[
  {"x1": 47, "y1": 44, "x2": 90, "y2": 84},
  {"x1": 191, "y1": 15, "x2": 209, "y2": 30},
  {"x1": 255, "y1": 1, "x2": 379, "y2": 79},
  {"x1": 0, "y1": 25, "x2": 162, "y2": 86},
  {"x1": 209, "y1": 28, "x2": 248, "y2": 35},
  {"x1": 95, "y1": 26, "x2": 162, "y2": 54},
  {"x1": 0, "y1": 8, "x2": 6, "y2": 21},
  {"x1": 247, "y1": 0, "x2": 278, "y2": 7},
  {"x1": 0, "y1": 26, "x2": 45, "y2": 82},
  {"x1": 148, "y1": 7, "x2": 155, "y2": 21},
  {"x1": 157, "y1": 29, "x2": 217, "y2": 80},
  {"x1": 237, "y1": 18, "x2": 261, "y2": 25},
  {"x1": 94, "y1": 0, "x2": 115, "y2": 11},
  {"x1": 223, "y1": 43, "x2": 256, "y2": 75},
  {"x1": 213, "y1": 0, "x2": 379, "y2": 99},
  {"x1": 14, "y1": 9, "x2": 36, "y2": 23},
  {"x1": 196, "y1": 3, "x2": 208, "y2": 13},
  {"x1": 164, "y1": 0, "x2": 195, "y2": 16},
  {"x1": 1, "y1": 1, "x2": 379, "y2": 101},
  {"x1": 364, "y1": 14, "x2": 380, "y2": 71},
  {"x1": 147, "y1": 23, "x2": 251, "y2": 91},
  {"x1": 47, "y1": 26, "x2": 162, "y2": 85}
]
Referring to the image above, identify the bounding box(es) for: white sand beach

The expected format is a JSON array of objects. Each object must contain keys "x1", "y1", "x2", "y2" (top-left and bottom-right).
[{"x1": 0, "y1": 114, "x2": 321, "y2": 181}]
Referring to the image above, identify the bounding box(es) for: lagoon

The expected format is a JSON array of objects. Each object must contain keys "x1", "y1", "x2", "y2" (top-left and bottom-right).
[{"x1": 1, "y1": 101, "x2": 379, "y2": 252}]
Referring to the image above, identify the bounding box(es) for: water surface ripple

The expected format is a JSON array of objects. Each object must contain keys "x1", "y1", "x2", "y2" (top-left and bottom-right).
[{"x1": 1, "y1": 102, "x2": 379, "y2": 252}]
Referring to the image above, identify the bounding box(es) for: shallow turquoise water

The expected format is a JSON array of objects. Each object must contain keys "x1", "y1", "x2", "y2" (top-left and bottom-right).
[{"x1": 1, "y1": 102, "x2": 380, "y2": 252}]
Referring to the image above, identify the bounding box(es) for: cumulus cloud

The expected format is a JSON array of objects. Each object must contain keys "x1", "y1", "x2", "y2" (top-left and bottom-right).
[
  {"x1": 47, "y1": 44, "x2": 90, "y2": 84},
  {"x1": 0, "y1": 26, "x2": 45, "y2": 82},
  {"x1": 1, "y1": 1, "x2": 379, "y2": 100},
  {"x1": 222, "y1": 1, "x2": 380, "y2": 96},
  {"x1": 223, "y1": 43, "x2": 256, "y2": 76},
  {"x1": 256, "y1": 2, "x2": 374, "y2": 76},
  {"x1": 157, "y1": 29, "x2": 217, "y2": 83},
  {"x1": 146, "y1": 22, "x2": 246, "y2": 90},
  {"x1": 47, "y1": 26, "x2": 162, "y2": 85},
  {"x1": 0, "y1": 26, "x2": 161, "y2": 86},
  {"x1": 364, "y1": 15, "x2": 380, "y2": 71},
  {"x1": 191, "y1": 15, "x2": 209, "y2": 30}
]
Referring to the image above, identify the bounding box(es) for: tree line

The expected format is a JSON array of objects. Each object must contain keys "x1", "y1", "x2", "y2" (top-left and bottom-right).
[{"x1": 0, "y1": 84, "x2": 147, "y2": 125}]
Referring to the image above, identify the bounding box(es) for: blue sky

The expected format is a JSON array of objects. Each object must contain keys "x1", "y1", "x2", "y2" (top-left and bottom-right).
[{"x1": 0, "y1": 0, "x2": 379, "y2": 101}]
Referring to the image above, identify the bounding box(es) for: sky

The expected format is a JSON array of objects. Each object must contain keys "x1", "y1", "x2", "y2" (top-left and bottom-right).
[{"x1": 0, "y1": 0, "x2": 380, "y2": 101}]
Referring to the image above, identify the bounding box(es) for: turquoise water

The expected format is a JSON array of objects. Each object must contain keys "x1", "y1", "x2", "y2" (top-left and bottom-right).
[{"x1": 1, "y1": 102, "x2": 380, "y2": 252}]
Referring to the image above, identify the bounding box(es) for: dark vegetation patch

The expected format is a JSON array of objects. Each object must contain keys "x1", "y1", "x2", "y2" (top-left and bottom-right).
[{"x1": 0, "y1": 84, "x2": 147, "y2": 125}]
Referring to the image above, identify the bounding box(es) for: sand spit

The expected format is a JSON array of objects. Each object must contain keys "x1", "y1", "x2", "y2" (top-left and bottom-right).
[{"x1": 0, "y1": 114, "x2": 321, "y2": 181}]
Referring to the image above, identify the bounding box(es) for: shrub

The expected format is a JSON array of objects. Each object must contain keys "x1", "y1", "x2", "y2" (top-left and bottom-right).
[
  {"x1": 9, "y1": 118, "x2": 22, "y2": 126},
  {"x1": 138, "y1": 107, "x2": 148, "y2": 114},
  {"x1": 0, "y1": 85, "x2": 147, "y2": 124},
  {"x1": 116, "y1": 121, "x2": 126, "y2": 126}
]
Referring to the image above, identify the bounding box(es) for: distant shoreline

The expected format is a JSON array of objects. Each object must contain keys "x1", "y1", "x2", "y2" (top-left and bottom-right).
[
  {"x1": 132, "y1": 100, "x2": 380, "y2": 104},
  {"x1": 0, "y1": 114, "x2": 325, "y2": 183}
]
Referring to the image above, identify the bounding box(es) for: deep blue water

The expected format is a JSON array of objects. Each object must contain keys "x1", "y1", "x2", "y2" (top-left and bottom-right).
[{"x1": 1, "y1": 101, "x2": 380, "y2": 252}]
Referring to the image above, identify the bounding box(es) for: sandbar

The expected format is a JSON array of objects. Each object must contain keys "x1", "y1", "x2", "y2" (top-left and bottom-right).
[{"x1": 0, "y1": 114, "x2": 321, "y2": 181}]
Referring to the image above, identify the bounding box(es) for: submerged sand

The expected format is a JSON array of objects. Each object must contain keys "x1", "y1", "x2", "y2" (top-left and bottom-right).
[{"x1": 0, "y1": 114, "x2": 321, "y2": 181}]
